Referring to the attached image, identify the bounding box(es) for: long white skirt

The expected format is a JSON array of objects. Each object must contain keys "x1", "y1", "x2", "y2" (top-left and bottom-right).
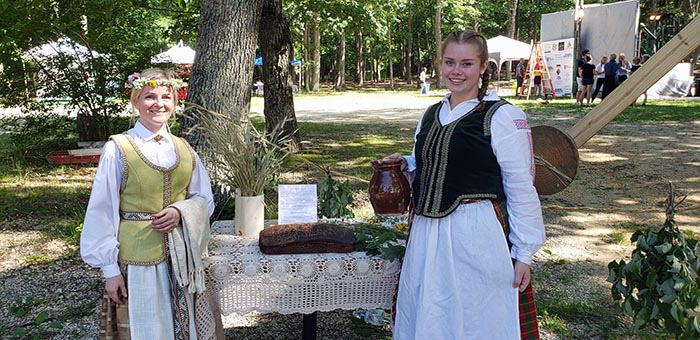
[
  {"x1": 127, "y1": 262, "x2": 197, "y2": 340},
  {"x1": 393, "y1": 200, "x2": 520, "y2": 340}
]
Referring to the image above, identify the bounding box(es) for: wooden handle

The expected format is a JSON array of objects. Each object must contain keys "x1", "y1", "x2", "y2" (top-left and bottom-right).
[{"x1": 568, "y1": 16, "x2": 700, "y2": 147}]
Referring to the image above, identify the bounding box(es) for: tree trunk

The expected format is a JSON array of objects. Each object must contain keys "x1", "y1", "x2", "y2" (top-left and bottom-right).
[
  {"x1": 406, "y1": 4, "x2": 413, "y2": 85},
  {"x1": 505, "y1": 0, "x2": 519, "y2": 81},
  {"x1": 388, "y1": 17, "x2": 394, "y2": 88},
  {"x1": 303, "y1": 22, "x2": 310, "y2": 91},
  {"x1": 311, "y1": 12, "x2": 321, "y2": 92},
  {"x1": 259, "y1": 0, "x2": 301, "y2": 152},
  {"x1": 354, "y1": 32, "x2": 365, "y2": 85},
  {"x1": 434, "y1": 0, "x2": 443, "y2": 88},
  {"x1": 76, "y1": 112, "x2": 107, "y2": 141},
  {"x1": 180, "y1": 0, "x2": 263, "y2": 209},
  {"x1": 334, "y1": 28, "x2": 346, "y2": 90}
]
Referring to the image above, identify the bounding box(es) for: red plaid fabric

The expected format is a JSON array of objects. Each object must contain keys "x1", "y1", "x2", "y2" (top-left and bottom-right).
[{"x1": 492, "y1": 200, "x2": 540, "y2": 340}]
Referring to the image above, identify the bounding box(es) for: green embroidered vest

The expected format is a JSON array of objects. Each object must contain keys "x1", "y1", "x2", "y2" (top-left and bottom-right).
[
  {"x1": 111, "y1": 133, "x2": 195, "y2": 265},
  {"x1": 412, "y1": 100, "x2": 508, "y2": 218}
]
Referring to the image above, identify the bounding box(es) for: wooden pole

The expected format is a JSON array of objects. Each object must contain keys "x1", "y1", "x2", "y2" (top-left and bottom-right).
[{"x1": 568, "y1": 15, "x2": 700, "y2": 147}]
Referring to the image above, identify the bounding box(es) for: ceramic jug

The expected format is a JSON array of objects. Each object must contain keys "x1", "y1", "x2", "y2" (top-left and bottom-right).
[{"x1": 368, "y1": 158, "x2": 411, "y2": 216}]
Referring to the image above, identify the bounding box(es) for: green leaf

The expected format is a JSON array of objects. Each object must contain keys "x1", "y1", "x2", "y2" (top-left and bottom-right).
[
  {"x1": 635, "y1": 307, "x2": 650, "y2": 328},
  {"x1": 655, "y1": 243, "x2": 673, "y2": 254},
  {"x1": 379, "y1": 244, "x2": 405, "y2": 262},
  {"x1": 12, "y1": 328, "x2": 28, "y2": 336},
  {"x1": 671, "y1": 303, "x2": 680, "y2": 322},
  {"x1": 35, "y1": 310, "x2": 48, "y2": 325}
]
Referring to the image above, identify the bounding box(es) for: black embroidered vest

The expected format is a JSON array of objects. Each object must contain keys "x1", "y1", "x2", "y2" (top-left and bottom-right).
[{"x1": 412, "y1": 100, "x2": 508, "y2": 218}]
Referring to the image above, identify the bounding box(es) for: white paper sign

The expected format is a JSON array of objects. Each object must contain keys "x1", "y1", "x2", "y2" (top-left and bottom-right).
[{"x1": 277, "y1": 184, "x2": 318, "y2": 225}]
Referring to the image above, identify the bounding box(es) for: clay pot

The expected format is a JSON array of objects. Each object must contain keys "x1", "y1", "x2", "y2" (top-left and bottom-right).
[{"x1": 368, "y1": 158, "x2": 411, "y2": 216}]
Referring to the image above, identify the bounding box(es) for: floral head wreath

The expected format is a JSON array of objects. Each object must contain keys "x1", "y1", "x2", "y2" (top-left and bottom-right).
[{"x1": 125, "y1": 72, "x2": 183, "y2": 90}]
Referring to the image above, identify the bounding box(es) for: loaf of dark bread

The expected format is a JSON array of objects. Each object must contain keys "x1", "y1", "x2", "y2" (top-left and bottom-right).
[{"x1": 259, "y1": 222, "x2": 355, "y2": 254}]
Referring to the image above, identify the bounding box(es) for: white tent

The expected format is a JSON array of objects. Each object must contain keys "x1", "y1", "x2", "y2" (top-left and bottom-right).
[
  {"x1": 151, "y1": 40, "x2": 195, "y2": 64},
  {"x1": 23, "y1": 37, "x2": 101, "y2": 61},
  {"x1": 486, "y1": 35, "x2": 532, "y2": 77}
]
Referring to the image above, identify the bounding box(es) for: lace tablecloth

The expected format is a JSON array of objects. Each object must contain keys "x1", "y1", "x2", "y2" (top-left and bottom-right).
[{"x1": 204, "y1": 220, "x2": 401, "y2": 316}]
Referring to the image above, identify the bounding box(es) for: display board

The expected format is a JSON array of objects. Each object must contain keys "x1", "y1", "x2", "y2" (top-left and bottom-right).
[{"x1": 540, "y1": 38, "x2": 576, "y2": 97}]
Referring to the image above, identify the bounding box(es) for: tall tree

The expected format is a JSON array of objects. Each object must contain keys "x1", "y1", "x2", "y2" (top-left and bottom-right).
[
  {"x1": 433, "y1": 0, "x2": 443, "y2": 89},
  {"x1": 181, "y1": 0, "x2": 263, "y2": 162},
  {"x1": 311, "y1": 12, "x2": 321, "y2": 91},
  {"x1": 259, "y1": 0, "x2": 301, "y2": 151},
  {"x1": 334, "y1": 27, "x2": 346, "y2": 90}
]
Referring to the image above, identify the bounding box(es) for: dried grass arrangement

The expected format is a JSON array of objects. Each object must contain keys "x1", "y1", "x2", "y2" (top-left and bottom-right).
[{"x1": 190, "y1": 106, "x2": 292, "y2": 197}]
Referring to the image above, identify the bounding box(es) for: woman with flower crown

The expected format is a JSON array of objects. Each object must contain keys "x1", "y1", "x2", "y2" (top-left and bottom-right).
[{"x1": 80, "y1": 67, "x2": 215, "y2": 339}]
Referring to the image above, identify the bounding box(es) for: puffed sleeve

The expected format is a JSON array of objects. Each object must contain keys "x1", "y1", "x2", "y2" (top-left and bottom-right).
[
  {"x1": 490, "y1": 105, "x2": 545, "y2": 265},
  {"x1": 80, "y1": 141, "x2": 123, "y2": 278}
]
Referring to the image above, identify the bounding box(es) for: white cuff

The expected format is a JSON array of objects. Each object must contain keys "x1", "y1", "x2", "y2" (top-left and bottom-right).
[{"x1": 102, "y1": 263, "x2": 121, "y2": 278}]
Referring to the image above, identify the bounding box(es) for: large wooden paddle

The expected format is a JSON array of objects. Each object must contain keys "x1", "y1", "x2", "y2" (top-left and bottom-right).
[{"x1": 533, "y1": 15, "x2": 700, "y2": 195}]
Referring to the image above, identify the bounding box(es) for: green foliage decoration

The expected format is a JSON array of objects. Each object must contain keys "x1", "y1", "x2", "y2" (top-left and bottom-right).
[
  {"x1": 607, "y1": 189, "x2": 700, "y2": 339},
  {"x1": 352, "y1": 216, "x2": 408, "y2": 262},
  {"x1": 318, "y1": 175, "x2": 355, "y2": 219}
]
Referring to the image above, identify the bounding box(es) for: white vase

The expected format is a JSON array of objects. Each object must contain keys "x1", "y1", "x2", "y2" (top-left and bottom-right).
[{"x1": 234, "y1": 192, "x2": 265, "y2": 237}]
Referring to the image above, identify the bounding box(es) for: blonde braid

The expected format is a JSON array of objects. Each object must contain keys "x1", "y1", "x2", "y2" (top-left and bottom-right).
[{"x1": 476, "y1": 69, "x2": 490, "y2": 111}]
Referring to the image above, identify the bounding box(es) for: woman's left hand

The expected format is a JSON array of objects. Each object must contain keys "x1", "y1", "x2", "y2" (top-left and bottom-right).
[
  {"x1": 151, "y1": 207, "x2": 181, "y2": 233},
  {"x1": 512, "y1": 260, "x2": 531, "y2": 292}
]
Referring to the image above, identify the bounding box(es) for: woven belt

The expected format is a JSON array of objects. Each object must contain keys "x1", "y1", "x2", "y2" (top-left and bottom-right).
[
  {"x1": 460, "y1": 198, "x2": 482, "y2": 204},
  {"x1": 120, "y1": 211, "x2": 155, "y2": 221}
]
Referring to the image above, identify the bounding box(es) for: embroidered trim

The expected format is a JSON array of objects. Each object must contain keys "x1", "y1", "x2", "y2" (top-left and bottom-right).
[
  {"x1": 483, "y1": 100, "x2": 509, "y2": 136},
  {"x1": 118, "y1": 254, "x2": 166, "y2": 266},
  {"x1": 120, "y1": 211, "x2": 155, "y2": 221},
  {"x1": 514, "y1": 119, "x2": 530, "y2": 130},
  {"x1": 123, "y1": 134, "x2": 181, "y2": 173},
  {"x1": 110, "y1": 134, "x2": 131, "y2": 194}
]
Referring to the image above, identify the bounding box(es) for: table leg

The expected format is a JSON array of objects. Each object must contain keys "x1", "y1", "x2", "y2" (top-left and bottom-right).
[{"x1": 302, "y1": 312, "x2": 317, "y2": 340}]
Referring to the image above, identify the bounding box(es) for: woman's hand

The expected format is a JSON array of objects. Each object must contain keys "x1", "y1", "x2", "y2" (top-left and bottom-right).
[
  {"x1": 512, "y1": 260, "x2": 531, "y2": 292},
  {"x1": 382, "y1": 153, "x2": 407, "y2": 171},
  {"x1": 151, "y1": 207, "x2": 181, "y2": 233},
  {"x1": 106, "y1": 274, "x2": 127, "y2": 304}
]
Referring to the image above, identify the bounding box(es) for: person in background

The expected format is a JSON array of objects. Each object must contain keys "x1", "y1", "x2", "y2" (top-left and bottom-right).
[
  {"x1": 617, "y1": 53, "x2": 631, "y2": 84},
  {"x1": 591, "y1": 55, "x2": 607, "y2": 103},
  {"x1": 576, "y1": 49, "x2": 590, "y2": 106},
  {"x1": 631, "y1": 55, "x2": 650, "y2": 106},
  {"x1": 384, "y1": 29, "x2": 545, "y2": 340},
  {"x1": 602, "y1": 53, "x2": 620, "y2": 100},
  {"x1": 81, "y1": 68, "x2": 215, "y2": 339},
  {"x1": 533, "y1": 58, "x2": 543, "y2": 97},
  {"x1": 579, "y1": 54, "x2": 596, "y2": 106},
  {"x1": 419, "y1": 67, "x2": 428, "y2": 94},
  {"x1": 516, "y1": 58, "x2": 525, "y2": 98}
]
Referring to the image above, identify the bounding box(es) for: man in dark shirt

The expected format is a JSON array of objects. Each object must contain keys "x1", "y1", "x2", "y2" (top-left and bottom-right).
[{"x1": 602, "y1": 53, "x2": 620, "y2": 100}]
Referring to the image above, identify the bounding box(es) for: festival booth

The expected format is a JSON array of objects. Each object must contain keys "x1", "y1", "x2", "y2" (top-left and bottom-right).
[
  {"x1": 151, "y1": 40, "x2": 196, "y2": 65},
  {"x1": 486, "y1": 35, "x2": 532, "y2": 79},
  {"x1": 540, "y1": 0, "x2": 640, "y2": 97},
  {"x1": 539, "y1": 0, "x2": 694, "y2": 98}
]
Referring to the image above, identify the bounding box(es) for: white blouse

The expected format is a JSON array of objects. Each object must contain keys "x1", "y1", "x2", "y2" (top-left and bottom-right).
[
  {"x1": 404, "y1": 91, "x2": 545, "y2": 264},
  {"x1": 80, "y1": 121, "x2": 215, "y2": 278}
]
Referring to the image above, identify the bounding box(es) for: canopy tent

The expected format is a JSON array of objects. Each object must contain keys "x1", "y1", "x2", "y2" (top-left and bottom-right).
[
  {"x1": 254, "y1": 56, "x2": 302, "y2": 67},
  {"x1": 151, "y1": 40, "x2": 195, "y2": 64},
  {"x1": 486, "y1": 35, "x2": 532, "y2": 78},
  {"x1": 23, "y1": 37, "x2": 102, "y2": 61}
]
